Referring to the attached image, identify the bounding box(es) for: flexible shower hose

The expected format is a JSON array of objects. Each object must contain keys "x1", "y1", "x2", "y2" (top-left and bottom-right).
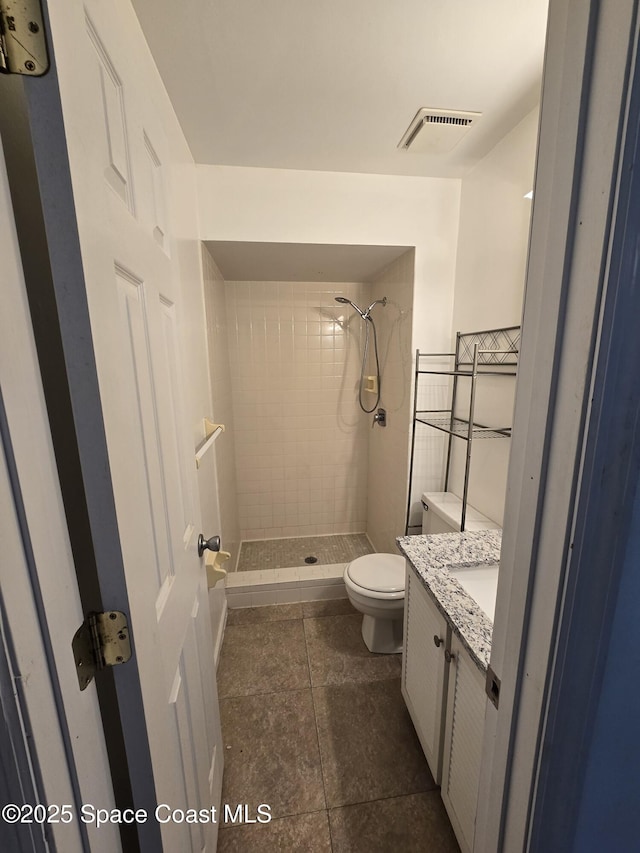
[{"x1": 358, "y1": 317, "x2": 381, "y2": 413}]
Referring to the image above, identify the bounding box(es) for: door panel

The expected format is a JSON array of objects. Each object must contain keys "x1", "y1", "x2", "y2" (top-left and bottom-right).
[
  {"x1": 45, "y1": 0, "x2": 223, "y2": 847},
  {"x1": 114, "y1": 266, "x2": 174, "y2": 605},
  {"x1": 86, "y1": 14, "x2": 135, "y2": 212}
]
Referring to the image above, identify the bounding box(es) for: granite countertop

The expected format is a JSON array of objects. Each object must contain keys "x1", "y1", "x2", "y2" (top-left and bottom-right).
[{"x1": 396, "y1": 530, "x2": 502, "y2": 672}]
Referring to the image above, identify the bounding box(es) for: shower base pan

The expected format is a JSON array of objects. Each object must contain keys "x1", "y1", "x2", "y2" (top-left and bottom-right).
[
  {"x1": 236, "y1": 533, "x2": 373, "y2": 572},
  {"x1": 226, "y1": 533, "x2": 374, "y2": 609}
]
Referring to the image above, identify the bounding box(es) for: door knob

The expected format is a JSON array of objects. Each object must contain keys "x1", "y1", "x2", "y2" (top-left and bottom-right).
[{"x1": 198, "y1": 534, "x2": 221, "y2": 558}]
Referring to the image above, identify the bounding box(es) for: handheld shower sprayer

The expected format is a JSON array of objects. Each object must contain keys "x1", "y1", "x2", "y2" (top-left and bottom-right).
[
  {"x1": 334, "y1": 295, "x2": 388, "y2": 413},
  {"x1": 334, "y1": 295, "x2": 366, "y2": 319}
]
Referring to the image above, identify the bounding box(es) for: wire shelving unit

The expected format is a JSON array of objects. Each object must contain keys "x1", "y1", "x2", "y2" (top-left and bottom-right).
[{"x1": 405, "y1": 325, "x2": 521, "y2": 533}]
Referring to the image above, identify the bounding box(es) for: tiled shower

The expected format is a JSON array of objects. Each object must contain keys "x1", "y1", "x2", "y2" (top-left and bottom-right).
[
  {"x1": 202, "y1": 245, "x2": 417, "y2": 574},
  {"x1": 226, "y1": 280, "x2": 370, "y2": 541}
]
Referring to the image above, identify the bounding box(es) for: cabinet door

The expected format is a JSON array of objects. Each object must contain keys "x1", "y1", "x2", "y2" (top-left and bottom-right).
[
  {"x1": 441, "y1": 635, "x2": 487, "y2": 853},
  {"x1": 401, "y1": 565, "x2": 449, "y2": 784}
]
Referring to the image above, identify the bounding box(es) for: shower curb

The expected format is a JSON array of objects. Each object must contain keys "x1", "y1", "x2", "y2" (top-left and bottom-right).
[{"x1": 225, "y1": 563, "x2": 347, "y2": 608}]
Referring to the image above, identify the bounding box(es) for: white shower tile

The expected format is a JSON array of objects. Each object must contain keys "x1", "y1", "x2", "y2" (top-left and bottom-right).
[
  {"x1": 273, "y1": 566, "x2": 300, "y2": 584},
  {"x1": 307, "y1": 564, "x2": 331, "y2": 580},
  {"x1": 324, "y1": 564, "x2": 347, "y2": 581},
  {"x1": 226, "y1": 592, "x2": 254, "y2": 609},
  {"x1": 250, "y1": 589, "x2": 278, "y2": 607},
  {"x1": 276, "y1": 587, "x2": 305, "y2": 604},
  {"x1": 229, "y1": 279, "x2": 376, "y2": 541},
  {"x1": 304, "y1": 583, "x2": 348, "y2": 601}
]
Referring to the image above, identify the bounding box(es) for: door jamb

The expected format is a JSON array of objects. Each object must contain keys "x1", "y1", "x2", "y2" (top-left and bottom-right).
[
  {"x1": 476, "y1": 0, "x2": 640, "y2": 849},
  {"x1": 0, "y1": 392, "x2": 91, "y2": 851}
]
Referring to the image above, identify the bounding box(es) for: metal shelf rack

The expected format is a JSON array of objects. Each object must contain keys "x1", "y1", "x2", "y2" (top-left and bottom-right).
[{"x1": 405, "y1": 325, "x2": 520, "y2": 533}]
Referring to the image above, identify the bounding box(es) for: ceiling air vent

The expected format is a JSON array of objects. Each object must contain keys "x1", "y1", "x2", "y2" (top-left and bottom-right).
[{"x1": 398, "y1": 108, "x2": 482, "y2": 154}]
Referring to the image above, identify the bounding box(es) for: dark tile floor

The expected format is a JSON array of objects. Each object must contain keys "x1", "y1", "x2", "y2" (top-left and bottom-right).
[{"x1": 216, "y1": 600, "x2": 460, "y2": 852}]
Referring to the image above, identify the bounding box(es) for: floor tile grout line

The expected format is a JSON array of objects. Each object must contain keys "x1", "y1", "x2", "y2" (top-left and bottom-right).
[
  {"x1": 218, "y1": 793, "x2": 445, "y2": 843},
  {"x1": 325, "y1": 786, "x2": 442, "y2": 814},
  {"x1": 302, "y1": 616, "x2": 334, "y2": 851},
  {"x1": 225, "y1": 615, "x2": 302, "y2": 627},
  {"x1": 219, "y1": 682, "x2": 315, "y2": 703},
  {"x1": 218, "y1": 806, "x2": 330, "y2": 832},
  {"x1": 227, "y1": 610, "x2": 354, "y2": 627}
]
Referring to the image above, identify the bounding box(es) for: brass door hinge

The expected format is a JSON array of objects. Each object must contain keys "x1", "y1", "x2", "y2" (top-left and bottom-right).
[
  {"x1": 72, "y1": 611, "x2": 132, "y2": 691},
  {"x1": 0, "y1": 0, "x2": 49, "y2": 76}
]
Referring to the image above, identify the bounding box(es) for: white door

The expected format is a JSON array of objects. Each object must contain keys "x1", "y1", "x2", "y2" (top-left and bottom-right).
[
  {"x1": 39, "y1": 1, "x2": 223, "y2": 849},
  {"x1": 0, "y1": 131, "x2": 120, "y2": 852}
]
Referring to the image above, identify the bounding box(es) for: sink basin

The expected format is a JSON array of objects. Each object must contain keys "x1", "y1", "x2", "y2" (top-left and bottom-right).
[{"x1": 449, "y1": 563, "x2": 499, "y2": 620}]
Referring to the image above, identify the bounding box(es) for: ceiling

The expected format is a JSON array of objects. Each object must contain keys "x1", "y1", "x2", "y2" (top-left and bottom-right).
[
  {"x1": 207, "y1": 242, "x2": 411, "y2": 282},
  {"x1": 132, "y1": 0, "x2": 549, "y2": 179}
]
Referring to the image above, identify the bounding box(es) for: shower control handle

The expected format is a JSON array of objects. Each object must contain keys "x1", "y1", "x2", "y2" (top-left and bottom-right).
[
  {"x1": 198, "y1": 534, "x2": 221, "y2": 558},
  {"x1": 372, "y1": 408, "x2": 386, "y2": 428}
]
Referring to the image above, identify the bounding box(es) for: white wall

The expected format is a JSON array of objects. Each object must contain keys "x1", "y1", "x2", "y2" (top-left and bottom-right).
[
  {"x1": 196, "y1": 166, "x2": 461, "y2": 353},
  {"x1": 448, "y1": 108, "x2": 539, "y2": 525},
  {"x1": 451, "y1": 108, "x2": 539, "y2": 331}
]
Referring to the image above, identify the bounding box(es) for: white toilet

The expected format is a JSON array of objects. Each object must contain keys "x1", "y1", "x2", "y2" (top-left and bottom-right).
[
  {"x1": 420, "y1": 491, "x2": 501, "y2": 534},
  {"x1": 344, "y1": 553, "x2": 406, "y2": 654},
  {"x1": 346, "y1": 496, "x2": 500, "y2": 654}
]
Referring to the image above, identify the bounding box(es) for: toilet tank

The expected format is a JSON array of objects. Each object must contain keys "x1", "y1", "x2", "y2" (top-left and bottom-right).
[{"x1": 421, "y1": 492, "x2": 501, "y2": 534}]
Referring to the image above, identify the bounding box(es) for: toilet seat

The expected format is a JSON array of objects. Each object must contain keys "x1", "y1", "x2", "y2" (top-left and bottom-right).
[
  {"x1": 345, "y1": 554, "x2": 405, "y2": 599},
  {"x1": 344, "y1": 554, "x2": 405, "y2": 653}
]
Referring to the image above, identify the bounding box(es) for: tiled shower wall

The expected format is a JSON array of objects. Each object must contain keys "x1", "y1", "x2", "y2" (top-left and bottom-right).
[
  {"x1": 202, "y1": 247, "x2": 240, "y2": 566},
  {"x1": 366, "y1": 250, "x2": 419, "y2": 552},
  {"x1": 225, "y1": 281, "x2": 371, "y2": 541}
]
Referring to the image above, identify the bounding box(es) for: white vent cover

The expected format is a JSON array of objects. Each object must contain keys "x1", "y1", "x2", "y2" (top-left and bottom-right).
[{"x1": 398, "y1": 108, "x2": 482, "y2": 154}]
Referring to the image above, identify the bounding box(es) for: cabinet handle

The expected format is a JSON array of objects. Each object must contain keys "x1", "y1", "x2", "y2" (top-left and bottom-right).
[
  {"x1": 433, "y1": 635, "x2": 443, "y2": 648},
  {"x1": 445, "y1": 649, "x2": 456, "y2": 664}
]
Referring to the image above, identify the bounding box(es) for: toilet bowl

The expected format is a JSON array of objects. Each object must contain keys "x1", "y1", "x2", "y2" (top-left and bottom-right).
[{"x1": 344, "y1": 553, "x2": 405, "y2": 654}]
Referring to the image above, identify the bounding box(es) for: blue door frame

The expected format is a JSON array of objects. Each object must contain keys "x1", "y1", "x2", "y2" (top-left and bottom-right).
[{"x1": 529, "y1": 10, "x2": 640, "y2": 850}]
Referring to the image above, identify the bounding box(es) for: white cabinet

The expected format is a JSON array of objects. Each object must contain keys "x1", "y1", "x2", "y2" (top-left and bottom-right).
[
  {"x1": 401, "y1": 565, "x2": 450, "y2": 784},
  {"x1": 441, "y1": 634, "x2": 487, "y2": 853},
  {"x1": 402, "y1": 563, "x2": 488, "y2": 853}
]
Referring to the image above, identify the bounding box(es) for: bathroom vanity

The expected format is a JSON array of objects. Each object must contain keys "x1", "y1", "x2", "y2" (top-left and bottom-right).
[{"x1": 396, "y1": 531, "x2": 501, "y2": 853}]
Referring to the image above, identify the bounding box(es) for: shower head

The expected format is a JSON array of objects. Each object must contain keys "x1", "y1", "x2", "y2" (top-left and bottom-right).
[
  {"x1": 335, "y1": 295, "x2": 388, "y2": 320},
  {"x1": 335, "y1": 295, "x2": 386, "y2": 414},
  {"x1": 334, "y1": 296, "x2": 367, "y2": 318}
]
